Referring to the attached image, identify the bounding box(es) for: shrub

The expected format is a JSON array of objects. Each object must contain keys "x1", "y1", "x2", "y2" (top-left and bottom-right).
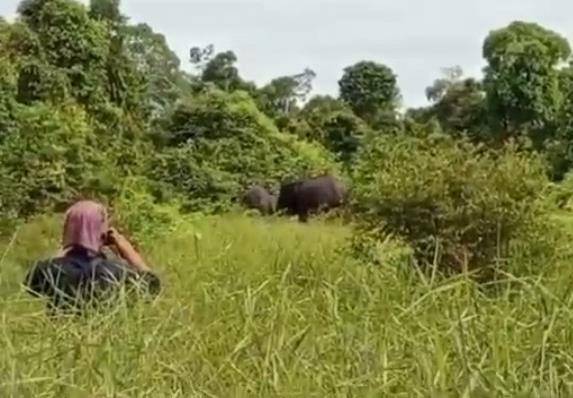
[
  {"x1": 0, "y1": 103, "x2": 113, "y2": 218},
  {"x1": 0, "y1": 58, "x2": 17, "y2": 138},
  {"x1": 546, "y1": 171, "x2": 573, "y2": 209},
  {"x1": 352, "y1": 131, "x2": 550, "y2": 276},
  {"x1": 110, "y1": 177, "x2": 182, "y2": 245},
  {"x1": 297, "y1": 108, "x2": 371, "y2": 165},
  {"x1": 151, "y1": 89, "x2": 339, "y2": 211}
]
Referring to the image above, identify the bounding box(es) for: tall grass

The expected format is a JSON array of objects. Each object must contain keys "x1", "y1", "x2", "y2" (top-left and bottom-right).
[{"x1": 2, "y1": 213, "x2": 573, "y2": 397}]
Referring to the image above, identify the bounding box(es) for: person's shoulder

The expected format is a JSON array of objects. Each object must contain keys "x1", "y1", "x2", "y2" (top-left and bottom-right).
[{"x1": 24, "y1": 256, "x2": 66, "y2": 293}]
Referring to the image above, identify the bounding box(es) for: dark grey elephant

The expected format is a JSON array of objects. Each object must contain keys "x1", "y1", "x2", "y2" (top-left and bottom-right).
[
  {"x1": 277, "y1": 175, "x2": 347, "y2": 222},
  {"x1": 242, "y1": 185, "x2": 277, "y2": 215}
]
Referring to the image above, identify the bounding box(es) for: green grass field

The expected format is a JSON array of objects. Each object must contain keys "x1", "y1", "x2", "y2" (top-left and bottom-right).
[{"x1": 2, "y1": 213, "x2": 573, "y2": 397}]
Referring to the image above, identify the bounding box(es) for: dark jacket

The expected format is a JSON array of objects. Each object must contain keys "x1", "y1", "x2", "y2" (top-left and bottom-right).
[{"x1": 24, "y1": 247, "x2": 160, "y2": 313}]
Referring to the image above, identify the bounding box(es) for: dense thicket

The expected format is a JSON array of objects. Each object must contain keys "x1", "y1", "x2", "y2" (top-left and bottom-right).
[
  {"x1": 1, "y1": 0, "x2": 572, "y2": 273},
  {"x1": 0, "y1": 0, "x2": 335, "y2": 220},
  {"x1": 352, "y1": 129, "x2": 549, "y2": 275}
]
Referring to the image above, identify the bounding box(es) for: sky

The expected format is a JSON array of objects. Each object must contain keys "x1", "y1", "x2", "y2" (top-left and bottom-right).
[{"x1": 1, "y1": 0, "x2": 572, "y2": 108}]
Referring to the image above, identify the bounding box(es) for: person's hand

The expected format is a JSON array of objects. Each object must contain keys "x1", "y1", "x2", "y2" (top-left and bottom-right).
[
  {"x1": 106, "y1": 227, "x2": 130, "y2": 251},
  {"x1": 106, "y1": 227, "x2": 150, "y2": 273}
]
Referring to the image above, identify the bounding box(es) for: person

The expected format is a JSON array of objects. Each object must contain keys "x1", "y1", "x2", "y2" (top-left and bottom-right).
[{"x1": 24, "y1": 200, "x2": 160, "y2": 313}]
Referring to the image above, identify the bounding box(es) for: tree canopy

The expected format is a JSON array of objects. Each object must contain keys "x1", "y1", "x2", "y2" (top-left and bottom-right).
[
  {"x1": 483, "y1": 21, "x2": 571, "y2": 145},
  {"x1": 2, "y1": 0, "x2": 573, "y2": 222},
  {"x1": 338, "y1": 61, "x2": 400, "y2": 124}
]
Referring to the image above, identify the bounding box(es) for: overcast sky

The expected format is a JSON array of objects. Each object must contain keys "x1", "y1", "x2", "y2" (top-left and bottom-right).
[{"x1": 1, "y1": 0, "x2": 572, "y2": 107}]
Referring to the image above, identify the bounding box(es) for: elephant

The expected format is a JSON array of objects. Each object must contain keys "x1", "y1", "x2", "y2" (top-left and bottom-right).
[
  {"x1": 242, "y1": 185, "x2": 277, "y2": 215},
  {"x1": 277, "y1": 175, "x2": 347, "y2": 222}
]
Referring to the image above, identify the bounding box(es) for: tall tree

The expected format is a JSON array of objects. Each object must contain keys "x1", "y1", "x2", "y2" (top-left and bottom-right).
[
  {"x1": 410, "y1": 67, "x2": 487, "y2": 138},
  {"x1": 18, "y1": 0, "x2": 109, "y2": 107},
  {"x1": 483, "y1": 21, "x2": 571, "y2": 145},
  {"x1": 89, "y1": 0, "x2": 123, "y2": 24},
  {"x1": 189, "y1": 44, "x2": 214, "y2": 72},
  {"x1": 257, "y1": 68, "x2": 316, "y2": 117},
  {"x1": 201, "y1": 51, "x2": 241, "y2": 91},
  {"x1": 545, "y1": 63, "x2": 573, "y2": 179},
  {"x1": 125, "y1": 23, "x2": 189, "y2": 116},
  {"x1": 338, "y1": 61, "x2": 400, "y2": 124},
  {"x1": 425, "y1": 66, "x2": 463, "y2": 102}
]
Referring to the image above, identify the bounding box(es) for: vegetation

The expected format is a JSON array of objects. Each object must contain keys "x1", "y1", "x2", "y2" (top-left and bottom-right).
[
  {"x1": 2, "y1": 214, "x2": 573, "y2": 396},
  {"x1": 352, "y1": 130, "x2": 550, "y2": 276},
  {"x1": 3, "y1": 0, "x2": 573, "y2": 395}
]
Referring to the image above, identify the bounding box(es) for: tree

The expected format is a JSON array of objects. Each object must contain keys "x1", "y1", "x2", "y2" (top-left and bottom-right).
[
  {"x1": 559, "y1": 63, "x2": 573, "y2": 137},
  {"x1": 189, "y1": 44, "x2": 214, "y2": 71},
  {"x1": 303, "y1": 95, "x2": 347, "y2": 114},
  {"x1": 287, "y1": 95, "x2": 370, "y2": 164},
  {"x1": 151, "y1": 89, "x2": 337, "y2": 211},
  {"x1": 425, "y1": 66, "x2": 463, "y2": 102},
  {"x1": 544, "y1": 64, "x2": 573, "y2": 180},
  {"x1": 16, "y1": 60, "x2": 68, "y2": 104},
  {"x1": 17, "y1": 0, "x2": 48, "y2": 30},
  {"x1": 483, "y1": 21, "x2": 571, "y2": 145},
  {"x1": 124, "y1": 23, "x2": 189, "y2": 117},
  {"x1": 18, "y1": 0, "x2": 109, "y2": 108},
  {"x1": 410, "y1": 67, "x2": 487, "y2": 138},
  {"x1": 0, "y1": 57, "x2": 17, "y2": 137},
  {"x1": 89, "y1": 0, "x2": 123, "y2": 24},
  {"x1": 0, "y1": 103, "x2": 107, "y2": 217},
  {"x1": 201, "y1": 50, "x2": 241, "y2": 91},
  {"x1": 338, "y1": 61, "x2": 400, "y2": 124},
  {"x1": 257, "y1": 68, "x2": 316, "y2": 117},
  {"x1": 24, "y1": 0, "x2": 108, "y2": 69}
]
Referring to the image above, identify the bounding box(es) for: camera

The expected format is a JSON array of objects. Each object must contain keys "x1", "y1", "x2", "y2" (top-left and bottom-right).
[{"x1": 103, "y1": 230, "x2": 115, "y2": 246}]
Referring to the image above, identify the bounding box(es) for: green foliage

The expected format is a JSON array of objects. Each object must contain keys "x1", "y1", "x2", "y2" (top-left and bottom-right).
[
  {"x1": 201, "y1": 50, "x2": 245, "y2": 92},
  {"x1": 546, "y1": 64, "x2": 573, "y2": 179},
  {"x1": 338, "y1": 61, "x2": 400, "y2": 124},
  {"x1": 281, "y1": 96, "x2": 371, "y2": 164},
  {"x1": 89, "y1": 0, "x2": 123, "y2": 24},
  {"x1": 111, "y1": 177, "x2": 182, "y2": 245},
  {"x1": 32, "y1": 0, "x2": 108, "y2": 70},
  {"x1": 124, "y1": 23, "x2": 190, "y2": 117},
  {"x1": 413, "y1": 67, "x2": 487, "y2": 139},
  {"x1": 103, "y1": 31, "x2": 148, "y2": 120},
  {"x1": 256, "y1": 68, "x2": 316, "y2": 118},
  {"x1": 13, "y1": 0, "x2": 148, "y2": 126},
  {"x1": 0, "y1": 103, "x2": 106, "y2": 217},
  {"x1": 16, "y1": 59, "x2": 69, "y2": 104},
  {"x1": 483, "y1": 21, "x2": 571, "y2": 144},
  {"x1": 6, "y1": 4, "x2": 573, "y2": 391},
  {"x1": 352, "y1": 130, "x2": 550, "y2": 276},
  {"x1": 2, "y1": 22, "x2": 43, "y2": 62},
  {"x1": 5, "y1": 214, "x2": 573, "y2": 395},
  {"x1": 151, "y1": 89, "x2": 338, "y2": 211},
  {"x1": 301, "y1": 102, "x2": 371, "y2": 164},
  {"x1": 0, "y1": 58, "x2": 18, "y2": 136},
  {"x1": 560, "y1": 64, "x2": 573, "y2": 133},
  {"x1": 546, "y1": 171, "x2": 573, "y2": 210},
  {"x1": 303, "y1": 95, "x2": 348, "y2": 115}
]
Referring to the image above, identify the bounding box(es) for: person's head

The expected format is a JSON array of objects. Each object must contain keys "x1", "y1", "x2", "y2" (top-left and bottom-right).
[{"x1": 62, "y1": 200, "x2": 109, "y2": 254}]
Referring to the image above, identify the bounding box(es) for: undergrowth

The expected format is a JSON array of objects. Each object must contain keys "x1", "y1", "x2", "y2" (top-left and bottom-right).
[{"x1": 1, "y1": 213, "x2": 573, "y2": 397}]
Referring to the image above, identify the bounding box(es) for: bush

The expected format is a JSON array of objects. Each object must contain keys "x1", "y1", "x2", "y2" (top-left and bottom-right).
[
  {"x1": 151, "y1": 89, "x2": 339, "y2": 211},
  {"x1": 0, "y1": 103, "x2": 114, "y2": 218},
  {"x1": 546, "y1": 171, "x2": 573, "y2": 209},
  {"x1": 110, "y1": 177, "x2": 182, "y2": 245},
  {"x1": 0, "y1": 57, "x2": 17, "y2": 137},
  {"x1": 352, "y1": 131, "x2": 550, "y2": 276}
]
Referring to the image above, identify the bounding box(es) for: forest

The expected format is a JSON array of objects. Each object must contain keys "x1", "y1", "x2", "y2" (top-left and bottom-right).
[{"x1": 2, "y1": 0, "x2": 573, "y2": 396}]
